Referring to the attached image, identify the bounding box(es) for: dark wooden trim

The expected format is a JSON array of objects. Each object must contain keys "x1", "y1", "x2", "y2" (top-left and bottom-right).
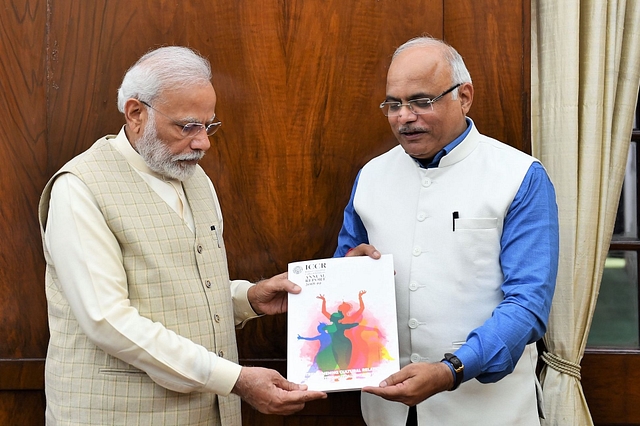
[
  {"x1": 582, "y1": 352, "x2": 640, "y2": 424},
  {"x1": 585, "y1": 347, "x2": 640, "y2": 355},
  {"x1": 609, "y1": 240, "x2": 640, "y2": 250},
  {"x1": 0, "y1": 359, "x2": 45, "y2": 391}
]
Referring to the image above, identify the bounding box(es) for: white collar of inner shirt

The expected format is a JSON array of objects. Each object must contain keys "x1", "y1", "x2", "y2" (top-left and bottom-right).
[{"x1": 112, "y1": 127, "x2": 183, "y2": 185}]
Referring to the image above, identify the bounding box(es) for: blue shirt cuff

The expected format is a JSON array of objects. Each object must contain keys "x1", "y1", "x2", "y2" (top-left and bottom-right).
[{"x1": 453, "y1": 345, "x2": 482, "y2": 383}]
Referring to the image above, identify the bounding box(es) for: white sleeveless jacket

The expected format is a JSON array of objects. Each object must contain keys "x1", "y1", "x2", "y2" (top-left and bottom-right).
[{"x1": 356, "y1": 124, "x2": 541, "y2": 426}]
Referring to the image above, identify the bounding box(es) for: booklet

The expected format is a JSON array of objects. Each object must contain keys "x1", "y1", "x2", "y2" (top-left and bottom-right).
[{"x1": 287, "y1": 254, "x2": 400, "y2": 392}]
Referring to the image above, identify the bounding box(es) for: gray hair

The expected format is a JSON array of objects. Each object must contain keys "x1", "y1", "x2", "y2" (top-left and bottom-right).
[
  {"x1": 392, "y1": 36, "x2": 472, "y2": 99},
  {"x1": 117, "y1": 46, "x2": 212, "y2": 112}
]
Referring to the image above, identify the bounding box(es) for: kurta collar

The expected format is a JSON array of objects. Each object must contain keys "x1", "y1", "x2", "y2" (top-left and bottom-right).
[
  {"x1": 412, "y1": 117, "x2": 476, "y2": 169},
  {"x1": 111, "y1": 125, "x2": 182, "y2": 185}
]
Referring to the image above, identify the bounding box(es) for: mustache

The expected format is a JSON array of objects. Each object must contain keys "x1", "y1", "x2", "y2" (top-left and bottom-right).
[
  {"x1": 173, "y1": 151, "x2": 205, "y2": 162},
  {"x1": 398, "y1": 126, "x2": 428, "y2": 134}
]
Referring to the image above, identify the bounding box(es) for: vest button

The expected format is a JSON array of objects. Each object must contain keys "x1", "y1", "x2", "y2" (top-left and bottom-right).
[
  {"x1": 410, "y1": 353, "x2": 421, "y2": 363},
  {"x1": 214, "y1": 314, "x2": 220, "y2": 322},
  {"x1": 205, "y1": 280, "x2": 212, "y2": 288},
  {"x1": 197, "y1": 245, "x2": 203, "y2": 253},
  {"x1": 408, "y1": 318, "x2": 419, "y2": 329},
  {"x1": 218, "y1": 350, "x2": 224, "y2": 358}
]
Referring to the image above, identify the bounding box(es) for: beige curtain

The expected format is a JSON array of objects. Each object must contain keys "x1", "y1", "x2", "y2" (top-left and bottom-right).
[{"x1": 531, "y1": 1, "x2": 640, "y2": 425}]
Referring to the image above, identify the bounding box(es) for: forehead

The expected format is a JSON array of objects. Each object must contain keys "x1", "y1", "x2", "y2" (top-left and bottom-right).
[
  {"x1": 386, "y1": 46, "x2": 451, "y2": 98},
  {"x1": 157, "y1": 82, "x2": 217, "y2": 119}
]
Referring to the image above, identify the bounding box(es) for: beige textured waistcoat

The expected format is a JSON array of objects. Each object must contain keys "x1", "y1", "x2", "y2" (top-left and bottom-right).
[{"x1": 38, "y1": 138, "x2": 241, "y2": 425}]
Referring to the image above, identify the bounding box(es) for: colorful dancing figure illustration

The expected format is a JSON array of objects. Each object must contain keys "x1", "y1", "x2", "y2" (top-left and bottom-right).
[
  {"x1": 324, "y1": 311, "x2": 359, "y2": 370},
  {"x1": 297, "y1": 322, "x2": 337, "y2": 380}
]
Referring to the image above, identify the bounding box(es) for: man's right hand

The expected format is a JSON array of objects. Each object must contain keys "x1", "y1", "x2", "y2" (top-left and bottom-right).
[{"x1": 231, "y1": 366, "x2": 327, "y2": 415}]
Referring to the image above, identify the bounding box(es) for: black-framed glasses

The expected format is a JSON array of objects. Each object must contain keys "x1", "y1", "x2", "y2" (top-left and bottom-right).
[
  {"x1": 379, "y1": 83, "x2": 462, "y2": 117},
  {"x1": 141, "y1": 101, "x2": 222, "y2": 137}
]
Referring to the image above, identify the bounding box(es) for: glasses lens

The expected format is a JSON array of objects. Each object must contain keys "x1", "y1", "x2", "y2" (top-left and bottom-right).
[
  {"x1": 181, "y1": 123, "x2": 204, "y2": 137},
  {"x1": 205, "y1": 122, "x2": 222, "y2": 136},
  {"x1": 409, "y1": 99, "x2": 433, "y2": 114},
  {"x1": 380, "y1": 103, "x2": 400, "y2": 117}
]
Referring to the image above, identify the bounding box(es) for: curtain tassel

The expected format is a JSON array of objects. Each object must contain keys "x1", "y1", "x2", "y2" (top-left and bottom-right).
[{"x1": 541, "y1": 351, "x2": 581, "y2": 380}]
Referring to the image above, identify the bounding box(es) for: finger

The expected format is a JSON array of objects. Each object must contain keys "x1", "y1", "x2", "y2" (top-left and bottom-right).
[
  {"x1": 286, "y1": 280, "x2": 302, "y2": 294},
  {"x1": 267, "y1": 390, "x2": 327, "y2": 415},
  {"x1": 346, "y1": 244, "x2": 381, "y2": 259},
  {"x1": 274, "y1": 376, "x2": 305, "y2": 392},
  {"x1": 378, "y1": 369, "x2": 411, "y2": 387},
  {"x1": 362, "y1": 385, "x2": 404, "y2": 402},
  {"x1": 303, "y1": 390, "x2": 327, "y2": 401},
  {"x1": 281, "y1": 389, "x2": 328, "y2": 403},
  {"x1": 273, "y1": 273, "x2": 301, "y2": 294}
]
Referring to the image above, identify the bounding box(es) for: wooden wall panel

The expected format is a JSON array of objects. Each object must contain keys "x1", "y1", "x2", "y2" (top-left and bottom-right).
[
  {"x1": 0, "y1": 1, "x2": 49, "y2": 425},
  {"x1": 445, "y1": 0, "x2": 531, "y2": 153},
  {"x1": 0, "y1": 391, "x2": 46, "y2": 426},
  {"x1": 0, "y1": 0, "x2": 49, "y2": 358},
  {"x1": 583, "y1": 352, "x2": 640, "y2": 425},
  {"x1": 1, "y1": 0, "x2": 529, "y2": 424}
]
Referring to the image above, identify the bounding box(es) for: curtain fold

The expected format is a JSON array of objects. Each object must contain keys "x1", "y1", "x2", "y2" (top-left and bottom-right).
[{"x1": 532, "y1": 1, "x2": 640, "y2": 425}]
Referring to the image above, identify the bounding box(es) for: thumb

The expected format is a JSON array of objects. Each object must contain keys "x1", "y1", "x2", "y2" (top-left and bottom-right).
[
  {"x1": 274, "y1": 375, "x2": 307, "y2": 391},
  {"x1": 379, "y1": 370, "x2": 410, "y2": 387}
]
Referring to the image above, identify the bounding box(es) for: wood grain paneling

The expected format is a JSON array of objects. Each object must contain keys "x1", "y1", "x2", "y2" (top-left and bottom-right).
[
  {"x1": 583, "y1": 351, "x2": 640, "y2": 425},
  {"x1": 445, "y1": 0, "x2": 531, "y2": 153},
  {"x1": 1, "y1": 0, "x2": 530, "y2": 424},
  {"x1": 0, "y1": 391, "x2": 45, "y2": 426},
  {"x1": 0, "y1": 2, "x2": 49, "y2": 423},
  {"x1": 0, "y1": 360, "x2": 45, "y2": 390},
  {"x1": 0, "y1": 0, "x2": 49, "y2": 360}
]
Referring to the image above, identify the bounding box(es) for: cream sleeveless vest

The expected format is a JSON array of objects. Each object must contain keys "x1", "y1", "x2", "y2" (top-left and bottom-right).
[
  {"x1": 356, "y1": 124, "x2": 541, "y2": 426},
  {"x1": 38, "y1": 138, "x2": 241, "y2": 425}
]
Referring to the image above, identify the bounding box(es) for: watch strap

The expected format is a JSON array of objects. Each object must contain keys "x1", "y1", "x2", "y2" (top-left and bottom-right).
[{"x1": 442, "y1": 353, "x2": 464, "y2": 390}]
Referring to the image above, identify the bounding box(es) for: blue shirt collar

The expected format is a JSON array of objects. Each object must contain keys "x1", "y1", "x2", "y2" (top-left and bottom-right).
[{"x1": 415, "y1": 118, "x2": 472, "y2": 168}]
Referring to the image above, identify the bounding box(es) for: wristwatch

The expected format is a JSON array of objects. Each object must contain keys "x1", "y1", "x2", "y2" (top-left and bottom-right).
[{"x1": 442, "y1": 353, "x2": 464, "y2": 391}]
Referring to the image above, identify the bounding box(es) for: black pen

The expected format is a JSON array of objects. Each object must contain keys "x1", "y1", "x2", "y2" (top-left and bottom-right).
[
  {"x1": 211, "y1": 225, "x2": 221, "y2": 248},
  {"x1": 452, "y1": 211, "x2": 459, "y2": 232}
]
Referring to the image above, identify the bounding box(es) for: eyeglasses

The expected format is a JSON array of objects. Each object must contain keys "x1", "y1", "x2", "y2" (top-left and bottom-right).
[
  {"x1": 379, "y1": 83, "x2": 462, "y2": 117},
  {"x1": 141, "y1": 101, "x2": 222, "y2": 137}
]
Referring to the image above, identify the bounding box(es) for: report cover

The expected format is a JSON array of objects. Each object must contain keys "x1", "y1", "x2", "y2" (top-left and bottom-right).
[{"x1": 287, "y1": 254, "x2": 399, "y2": 392}]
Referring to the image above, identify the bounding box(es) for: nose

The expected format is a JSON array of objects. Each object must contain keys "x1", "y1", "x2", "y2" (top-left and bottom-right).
[
  {"x1": 396, "y1": 105, "x2": 417, "y2": 124},
  {"x1": 190, "y1": 129, "x2": 211, "y2": 152}
]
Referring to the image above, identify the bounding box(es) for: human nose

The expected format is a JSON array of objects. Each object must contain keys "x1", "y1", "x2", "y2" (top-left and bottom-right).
[
  {"x1": 190, "y1": 129, "x2": 211, "y2": 151},
  {"x1": 395, "y1": 105, "x2": 417, "y2": 123}
]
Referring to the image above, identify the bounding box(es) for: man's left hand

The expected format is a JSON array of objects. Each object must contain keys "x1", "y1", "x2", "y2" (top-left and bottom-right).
[
  {"x1": 247, "y1": 272, "x2": 300, "y2": 315},
  {"x1": 362, "y1": 362, "x2": 453, "y2": 406}
]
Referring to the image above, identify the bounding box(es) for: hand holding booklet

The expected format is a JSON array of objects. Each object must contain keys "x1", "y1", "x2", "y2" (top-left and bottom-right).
[{"x1": 287, "y1": 254, "x2": 400, "y2": 392}]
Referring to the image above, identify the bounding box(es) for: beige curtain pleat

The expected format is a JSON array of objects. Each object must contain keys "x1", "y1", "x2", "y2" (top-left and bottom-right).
[{"x1": 532, "y1": 1, "x2": 640, "y2": 425}]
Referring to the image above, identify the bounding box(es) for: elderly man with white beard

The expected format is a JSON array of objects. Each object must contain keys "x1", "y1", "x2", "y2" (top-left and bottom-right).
[{"x1": 38, "y1": 46, "x2": 326, "y2": 426}]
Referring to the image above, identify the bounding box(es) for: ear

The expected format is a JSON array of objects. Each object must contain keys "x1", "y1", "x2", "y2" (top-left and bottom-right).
[
  {"x1": 123, "y1": 98, "x2": 146, "y2": 136},
  {"x1": 458, "y1": 82, "x2": 474, "y2": 115}
]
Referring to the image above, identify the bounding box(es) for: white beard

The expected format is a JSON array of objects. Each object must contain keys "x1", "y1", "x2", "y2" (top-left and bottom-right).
[{"x1": 136, "y1": 115, "x2": 205, "y2": 181}]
